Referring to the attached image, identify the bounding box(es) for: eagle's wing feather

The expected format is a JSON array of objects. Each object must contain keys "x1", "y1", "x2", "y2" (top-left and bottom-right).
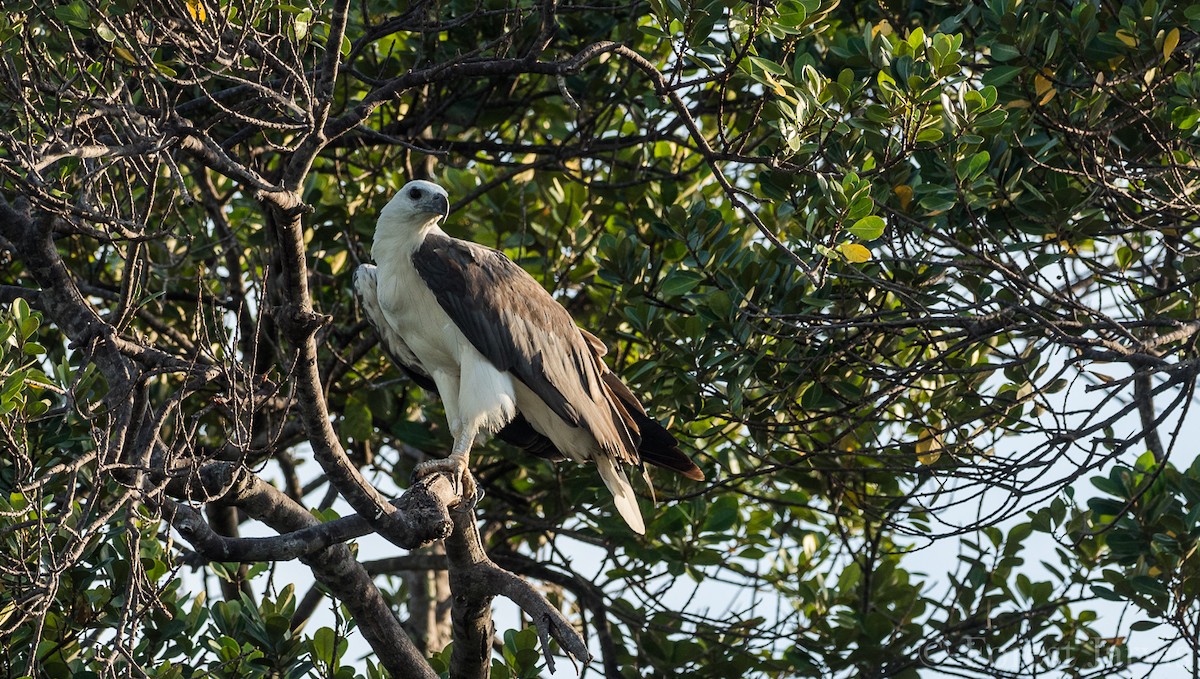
[
  {"x1": 413, "y1": 233, "x2": 641, "y2": 466},
  {"x1": 354, "y1": 264, "x2": 437, "y2": 390},
  {"x1": 355, "y1": 262, "x2": 568, "y2": 462}
]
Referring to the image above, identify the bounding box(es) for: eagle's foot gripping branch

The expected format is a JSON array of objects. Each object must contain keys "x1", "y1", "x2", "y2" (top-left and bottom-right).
[{"x1": 413, "y1": 453, "x2": 477, "y2": 507}]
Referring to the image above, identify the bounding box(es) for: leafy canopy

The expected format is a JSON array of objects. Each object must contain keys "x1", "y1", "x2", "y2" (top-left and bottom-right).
[{"x1": 1, "y1": 0, "x2": 1199, "y2": 676}]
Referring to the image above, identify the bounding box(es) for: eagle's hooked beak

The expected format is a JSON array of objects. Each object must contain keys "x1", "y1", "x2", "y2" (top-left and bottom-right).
[{"x1": 430, "y1": 194, "x2": 449, "y2": 221}]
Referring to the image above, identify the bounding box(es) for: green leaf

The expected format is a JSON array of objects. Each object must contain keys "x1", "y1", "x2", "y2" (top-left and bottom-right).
[
  {"x1": 958, "y1": 151, "x2": 991, "y2": 182},
  {"x1": 326, "y1": 249, "x2": 348, "y2": 275},
  {"x1": 311, "y1": 627, "x2": 336, "y2": 665},
  {"x1": 1090, "y1": 474, "x2": 1122, "y2": 496},
  {"x1": 293, "y1": 9, "x2": 312, "y2": 40},
  {"x1": 53, "y1": 1, "x2": 89, "y2": 28},
  {"x1": 848, "y1": 215, "x2": 885, "y2": 241},
  {"x1": 1130, "y1": 620, "x2": 1160, "y2": 631},
  {"x1": 916, "y1": 127, "x2": 944, "y2": 143},
  {"x1": 12, "y1": 297, "x2": 29, "y2": 324},
  {"x1": 989, "y1": 43, "x2": 1021, "y2": 61},
  {"x1": 747, "y1": 56, "x2": 787, "y2": 76},
  {"x1": 341, "y1": 394, "x2": 373, "y2": 442},
  {"x1": 1172, "y1": 107, "x2": 1200, "y2": 131},
  {"x1": 659, "y1": 270, "x2": 704, "y2": 297},
  {"x1": 17, "y1": 311, "x2": 39, "y2": 340},
  {"x1": 776, "y1": 2, "x2": 807, "y2": 27},
  {"x1": 704, "y1": 495, "x2": 740, "y2": 532},
  {"x1": 846, "y1": 195, "x2": 874, "y2": 220},
  {"x1": 981, "y1": 65, "x2": 1023, "y2": 86},
  {"x1": 1130, "y1": 575, "x2": 1168, "y2": 601}
]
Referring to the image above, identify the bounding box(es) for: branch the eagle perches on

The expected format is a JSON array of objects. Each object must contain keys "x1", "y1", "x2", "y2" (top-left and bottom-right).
[{"x1": 165, "y1": 463, "x2": 591, "y2": 677}]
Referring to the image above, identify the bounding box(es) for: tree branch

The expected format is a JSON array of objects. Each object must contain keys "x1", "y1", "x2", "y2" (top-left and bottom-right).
[
  {"x1": 444, "y1": 498, "x2": 590, "y2": 678},
  {"x1": 259, "y1": 192, "x2": 432, "y2": 545},
  {"x1": 1134, "y1": 372, "x2": 1166, "y2": 463},
  {"x1": 166, "y1": 462, "x2": 459, "y2": 555}
]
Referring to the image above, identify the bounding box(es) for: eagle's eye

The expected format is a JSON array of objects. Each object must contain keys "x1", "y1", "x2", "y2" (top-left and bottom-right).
[{"x1": 408, "y1": 188, "x2": 423, "y2": 200}]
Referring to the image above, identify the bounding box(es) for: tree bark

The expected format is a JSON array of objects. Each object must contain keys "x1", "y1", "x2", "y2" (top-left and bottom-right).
[{"x1": 403, "y1": 543, "x2": 453, "y2": 655}]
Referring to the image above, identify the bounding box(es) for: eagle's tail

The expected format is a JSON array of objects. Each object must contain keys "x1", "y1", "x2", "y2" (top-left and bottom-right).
[
  {"x1": 599, "y1": 373, "x2": 705, "y2": 481},
  {"x1": 631, "y1": 413, "x2": 706, "y2": 481},
  {"x1": 595, "y1": 454, "x2": 646, "y2": 535}
]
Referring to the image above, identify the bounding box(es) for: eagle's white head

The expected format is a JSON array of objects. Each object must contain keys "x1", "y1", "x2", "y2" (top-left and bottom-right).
[{"x1": 378, "y1": 180, "x2": 450, "y2": 232}]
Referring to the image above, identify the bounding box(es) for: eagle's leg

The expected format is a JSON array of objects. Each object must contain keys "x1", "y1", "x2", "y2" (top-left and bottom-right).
[
  {"x1": 416, "y1": 358, "x2": 511, "y2": 503},
  {"x1": 414, "y1": 422, "x2": 479, "y2": 502}
]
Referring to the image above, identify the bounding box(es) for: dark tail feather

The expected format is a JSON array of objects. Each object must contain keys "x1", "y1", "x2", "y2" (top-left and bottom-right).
[
  {"x1": 601, "y1": 373, "x2": 704, "y2": 481},
  {"x1": 631, "y1": 410, "x2": 705, "y2": 480}
]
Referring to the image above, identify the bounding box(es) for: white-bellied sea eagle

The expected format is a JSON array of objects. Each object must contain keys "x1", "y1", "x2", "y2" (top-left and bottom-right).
[{"x1": 354, "y1": 180, "x2": 704, "y2": 534}]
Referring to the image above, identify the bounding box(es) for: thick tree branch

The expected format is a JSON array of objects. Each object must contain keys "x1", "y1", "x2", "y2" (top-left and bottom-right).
[
  {"x1": 170, "y1": 122, "x2": 284, "y2": 192},
  {"x1": 258, "y1": 190, "x2": 434, "y2": 546},
  {"x1": 445, "y1": 504, "x2": 497, "y2": 679},
  {"x1": 0, "y1": 285, "x2": 40, "y2": 305},
  {"x1": 444, "y1": 500, "x2": 590, "y2": 678},
  {"x1": 495, "y1": 551, "x2": 622, "y2": 678},
  {"x1": 166, "y1": 462, "x2": 458, "y2": 554},
  {"x1": 1134, "y1": 373, "x2": 1166, "y2": 463},
  {"x1": 167, "y1": 463, "x2": 590, "y2": 676},
  {"x1": 0, "y1": 196, "x2": 145, "y2": 471}
]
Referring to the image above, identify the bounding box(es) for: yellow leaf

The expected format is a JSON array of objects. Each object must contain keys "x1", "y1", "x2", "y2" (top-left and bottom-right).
[
  {"x1": 1006, "y1": 99, "x2": 1031, "y2": 109},
  {"x1": 762, "y1": 70, "x2": 788, "y2": 97},
  {"x1": 512, "y1": 153, "x2": 537, "y2": 183},
  {"x1": 1032, "y1": 71, "x2": 1056, "y2": 105},
  {"x1": 186, "y1": 0, "x2": 207, "y2": 23},
  {"x1": 893, "y1": 184, "x2": 913, "y2": 211},
  {"x1": 1115, "y1": 29, "x2": 1136, "y2": 48},
  {"x1": 838, "y1": 242, "x2": 872, "y2": 263},
  {"x1": 113, "y1": 46, "x2": 137, "y2": 64},
  {"x1": 915, "y1": 429, "x2": 943, "y2": 465},
  {"x1": 1163, "y1": 27, "x2": 1180, "y2": 62},
  {"x1": 326, "y1": 250, "x2": 348, "y2": 275},
  {"x1": 1034, "y1": 73, "x2": 1053, "y2": 96}
]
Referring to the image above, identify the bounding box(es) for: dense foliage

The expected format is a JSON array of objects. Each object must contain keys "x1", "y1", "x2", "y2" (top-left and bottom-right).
[{"x1": 2, "y1": 0, "x2": 1199, "y2": 676}]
